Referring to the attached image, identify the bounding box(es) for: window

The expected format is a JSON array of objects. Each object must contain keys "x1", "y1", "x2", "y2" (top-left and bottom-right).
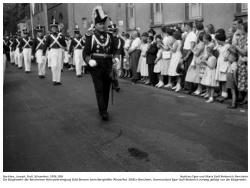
[
  {"x1": 126, "y1": 3, "x2": 135, "y2": 29},
  {"x1": 235, "y1": 3, "x2": 248, "y2": 17},
  {"x1": 82, "y1": 18, "x2": 87, "y2": 28},
  {"x1": 59, "y1": 13, "x2": 63, "y2": 22},
  {"x1": 186, "y1": 3, "x2": 202, "y2": 20},
  {"x1": 152, "y1": 3, "x2": 163, "y2": 25},
  {"x1": 241, "y1": 3, "x2": 248, "y2": 12}
]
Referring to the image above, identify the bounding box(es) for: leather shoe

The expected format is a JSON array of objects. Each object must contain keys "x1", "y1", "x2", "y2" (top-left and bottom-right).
[
  {"x1": 53, "y1": 82, "x2": 57, "y2": 86},
  {"x1": 239, "y1": 100, "x2": 248, "y2": 105},
  {"x1": 102, "y1": 113, "x2": 109, "y2": 121},
  {"x1": 227, "y1": 104, "x2": 237, "y2": 109},
  {"x1": 56, "y1": 82, "x2": 62, "y2": 85}
]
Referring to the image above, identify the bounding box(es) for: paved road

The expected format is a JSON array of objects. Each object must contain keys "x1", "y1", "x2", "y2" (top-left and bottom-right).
[{"x1": 3, "y1": 62, "x2": 248, "y2": 172}]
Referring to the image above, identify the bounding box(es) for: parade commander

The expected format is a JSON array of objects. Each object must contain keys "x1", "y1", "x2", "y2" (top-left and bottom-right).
[{"x1": 83, "y1": 6, "x2": 119, "y2": 121}]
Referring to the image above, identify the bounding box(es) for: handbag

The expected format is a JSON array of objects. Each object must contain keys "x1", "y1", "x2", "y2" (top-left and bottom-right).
[{"x1": 162, "y1": 51, "x2": 171, "y2": 60}]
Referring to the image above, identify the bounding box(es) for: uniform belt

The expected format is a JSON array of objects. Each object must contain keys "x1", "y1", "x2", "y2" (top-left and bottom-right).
[{"x1": 91, "y1": 53, "x2": 113, "y2": 59}]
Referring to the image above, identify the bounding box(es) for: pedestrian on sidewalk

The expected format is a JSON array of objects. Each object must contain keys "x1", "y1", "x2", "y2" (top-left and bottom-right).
[
  {"x1": 82, "y1": 6, "x2": 120, "y2": 121},
  {"x1": 43, "y1": 19, "x2": 67, "y2": 86},
  {"x1": 31, "y1": 25, "x2": 47, "y2": 79},
  {"x1": 226, "y1": 52, "x2": 238, "y2": 108}
]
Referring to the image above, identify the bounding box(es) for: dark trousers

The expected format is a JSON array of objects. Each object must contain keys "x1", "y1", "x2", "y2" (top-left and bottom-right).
[
  {"x1": 89, "y1": 61, "x2": 112, "y2": 115},
  {"x1": 182, "y1": 49, "x2": 195, "y2": 91},
  {"x1": 148, "y1": 63, "x2": 156, "y2": 84}
]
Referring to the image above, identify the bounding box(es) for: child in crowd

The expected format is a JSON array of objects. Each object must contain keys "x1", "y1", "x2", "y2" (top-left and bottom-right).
[
  {"x1": 200, "y1": 46, "x2": 218, "y2": 103},
  {"x1": 123, "y1": 33, "x2": 132, "y2": 78},
  {"x1": 226, "y1": 52, "x2": 239, "y2": 108},
  {"x1": 154, "y1": 35, "x2": 164, "y2": 88}
]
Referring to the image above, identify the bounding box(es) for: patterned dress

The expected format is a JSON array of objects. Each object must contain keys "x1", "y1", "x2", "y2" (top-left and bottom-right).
[{"x1": 237, "y1": 36, "x2": 248, "y2": 92}]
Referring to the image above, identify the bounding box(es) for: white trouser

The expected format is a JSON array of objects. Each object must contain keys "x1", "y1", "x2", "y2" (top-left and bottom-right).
[
  {"x1": 74, "y1": 49, "x2": 83, "y2": 75},
  {"x1": 3, "y1": 54, "x2": 6, "y2": 85},
  {"x1": 60, "y1": 48, "x2": 64, "y2": 69},
  {"x1": 36, "y1": 50, "x2": 46, "y2": 76},
  {"x1": 50, "y1": 48, "x2": 62, "y2": 82},
  {"x1": 23, "y1": 48, "x2": 31, "y2": 71},
  {"x1": 10, "y1": 49, "x2": 15, "y2": 63},
  {"x1": 47, "y1": 50, "x2": 51, "y2": 67},
  {"x1": 64, "y1": 50, "x2": 69, "y2": 63},
  {"x1": 15, "y1": 48, "x2": 23, "y2": 67}
]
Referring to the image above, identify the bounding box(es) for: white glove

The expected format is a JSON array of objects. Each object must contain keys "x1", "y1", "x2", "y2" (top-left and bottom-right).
[
  {"x1": 31, "y1": 55, "x2": 34, "y2": 60},
  {"x1": 89, "y1": 59, "x2": 97, "y2": 67}
]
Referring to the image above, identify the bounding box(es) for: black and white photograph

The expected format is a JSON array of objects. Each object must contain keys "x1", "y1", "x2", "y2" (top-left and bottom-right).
[{"x1": 1, "y1": 1, "x2": 249, "y2": 187}]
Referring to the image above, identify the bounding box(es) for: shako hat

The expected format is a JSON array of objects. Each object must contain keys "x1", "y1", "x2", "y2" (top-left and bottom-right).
[
  {"x1": 74, "y1": 24, "x2": 80, "y2": 34},
  {"x1": 50, "y1": 19, "x2": 58, "y2": 27},
  {"x1": 92, "y1": 6, "x2": 108, "y2": 25},
  {"x1": 36, "y1": 25, "x2": 43, "y2": 32}
]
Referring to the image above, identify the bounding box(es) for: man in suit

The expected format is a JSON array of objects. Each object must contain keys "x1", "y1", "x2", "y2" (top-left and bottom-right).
[
  {"x1": 145, "y1": 35, "x2": 158, "y2": 85},
  {"x1": 82, "y1": 6, "x2": 120, "y2": 121}
]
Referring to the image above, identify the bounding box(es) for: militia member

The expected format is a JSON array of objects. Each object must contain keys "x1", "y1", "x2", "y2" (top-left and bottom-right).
[
  {"x1": 83, "y1": 6, "x2": 120, "y2": 121},
  {"x1": 14, "y1": 31, "x2": 23, "y2": 68},
  {"x1": 69, "y1": 25, "x2": 85, "y2": 77},
  {"x1": 19, "y1": 27, "x2": 33, "y2": 73},
  {"x1": 32, "y1": 25, "x2": 47, "y2": 78},
  {"x1": 43, "y1": 19, "x2": 67, "y2": 86},
  {"x1": 9, "y1": 36, "x2": 16, "y2": 64}
]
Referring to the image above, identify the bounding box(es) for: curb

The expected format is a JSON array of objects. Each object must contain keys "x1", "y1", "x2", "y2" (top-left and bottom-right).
[{"x1": 119, "y1": 77, "x2": 248, "y2": 110}]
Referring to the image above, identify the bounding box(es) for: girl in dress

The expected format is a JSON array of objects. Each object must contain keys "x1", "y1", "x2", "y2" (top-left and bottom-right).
[
  {"x1": 123, "y1": 33, "x2": 132, "y2": 78},
  {"x1": 154, "y1": 35, "x2": 164, "y2": 88},
  {"x1": 137, "y1": 32, "x2": 149, "y2": 82},
  {"x1": 200, "y1": 47, "x2": 218, "y2": 103},
  {"x1": 226, "y1": 52, "x2": 239, "y2": 108},
  {"x1": 199, "y1": 34, "x2": 215, "y2": 97},
  {"x1": 215, "y1": 32, "x2": 231, "y2": 102},
  {"x1": 167, "y1": 31, "x2": 183, "y2": 92}
]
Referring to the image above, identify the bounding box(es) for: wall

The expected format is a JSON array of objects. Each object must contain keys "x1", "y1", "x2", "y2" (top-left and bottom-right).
[{"x1": 47, "y1": 3, "x2": 69, "y2": 34}]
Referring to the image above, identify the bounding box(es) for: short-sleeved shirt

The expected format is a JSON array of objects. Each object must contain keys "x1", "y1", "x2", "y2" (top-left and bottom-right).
[
  {"x1": 129, "y1": 37, "x2": 141, "y2": 51},
  {"x1": 227, "y1": 62, "x2": 237, "y2": 73},
  {"x1": 183, "y1": 31, "x2": 197, "y2": 50}
]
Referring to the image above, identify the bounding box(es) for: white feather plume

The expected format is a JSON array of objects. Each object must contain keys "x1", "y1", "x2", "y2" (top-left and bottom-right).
[{"x1": 92, "y1": 6, "x2": 107, "y2": 25}]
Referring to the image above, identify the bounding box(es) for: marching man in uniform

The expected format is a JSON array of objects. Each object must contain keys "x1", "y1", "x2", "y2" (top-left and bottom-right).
[
  {"x1": 31, "y1": 25, "x2": 47, "y2": 79},
  {"x1": 83, "y1": 6, "x2": 120, "y2": 121},
  {"x1": 20, "y1": 27, "x2": 33, "y2": 73},
  {"x1": 14, "y1": 31, "x2": 23, "y2": 69},
  {"x1": 69, "y1": 25, "x2": 85, "y2": 78},
  {"x1": 43, "y1": 19, "x2": 66, "y2": 86},
  {"x1": 9, "y1": 36, "x2": 16, "y2": 64}
]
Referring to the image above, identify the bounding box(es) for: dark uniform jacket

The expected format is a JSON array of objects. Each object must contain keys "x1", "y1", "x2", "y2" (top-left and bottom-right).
[
  {"x1": 13, "y1": 37, "x2": 22, "y2": 52},
  {"x1": 43, "y1": 32, "x2": 67, "y2": 56},
  {"x1": 146, "y1": 42, "x2": 158, "y2": 65},
  {"x1": 83, "y1": 30, "x2": 119, "y2": 65},
  {"x1": 68, "y1": 37, "x2": 85, "y2": 55},
  {"x1": 9, "y1": 39, "x2": 15, "y2": 52},
  {"x1": 32, "y1": 36, "x2": 46, "y2": 56},
  {"x1": 19, "y1": 37, "x2": 33, "y2": 52}
]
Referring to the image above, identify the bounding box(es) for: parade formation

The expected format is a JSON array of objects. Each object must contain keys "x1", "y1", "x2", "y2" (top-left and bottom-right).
[{"x1": 3, "y1": 6, "x2": 122, "y2": 121}]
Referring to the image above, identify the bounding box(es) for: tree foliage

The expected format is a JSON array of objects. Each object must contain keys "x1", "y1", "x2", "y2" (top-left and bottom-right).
[{"x1": 3, "y1": 3, "x2": 28, "y2": 35}]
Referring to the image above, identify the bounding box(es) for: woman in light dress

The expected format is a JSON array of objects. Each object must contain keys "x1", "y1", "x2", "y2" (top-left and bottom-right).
[
  {"x1": 214, "y1": 32, "x2": 231, "y2": 102},
  {"x1": 185, "y1": 33, "x2": 205, "y2": 94},
  {"x1": 167, "y1": 31, "x2": 183, "y2": 92},
  {"x1": 137, "y1": 32, "x2": 149, "y2": 82}
]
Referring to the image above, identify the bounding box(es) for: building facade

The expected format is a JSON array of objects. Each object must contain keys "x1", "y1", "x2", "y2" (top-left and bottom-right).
[{"x1": 20, "y1": 3, "x2": 248, "y2": 37}]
